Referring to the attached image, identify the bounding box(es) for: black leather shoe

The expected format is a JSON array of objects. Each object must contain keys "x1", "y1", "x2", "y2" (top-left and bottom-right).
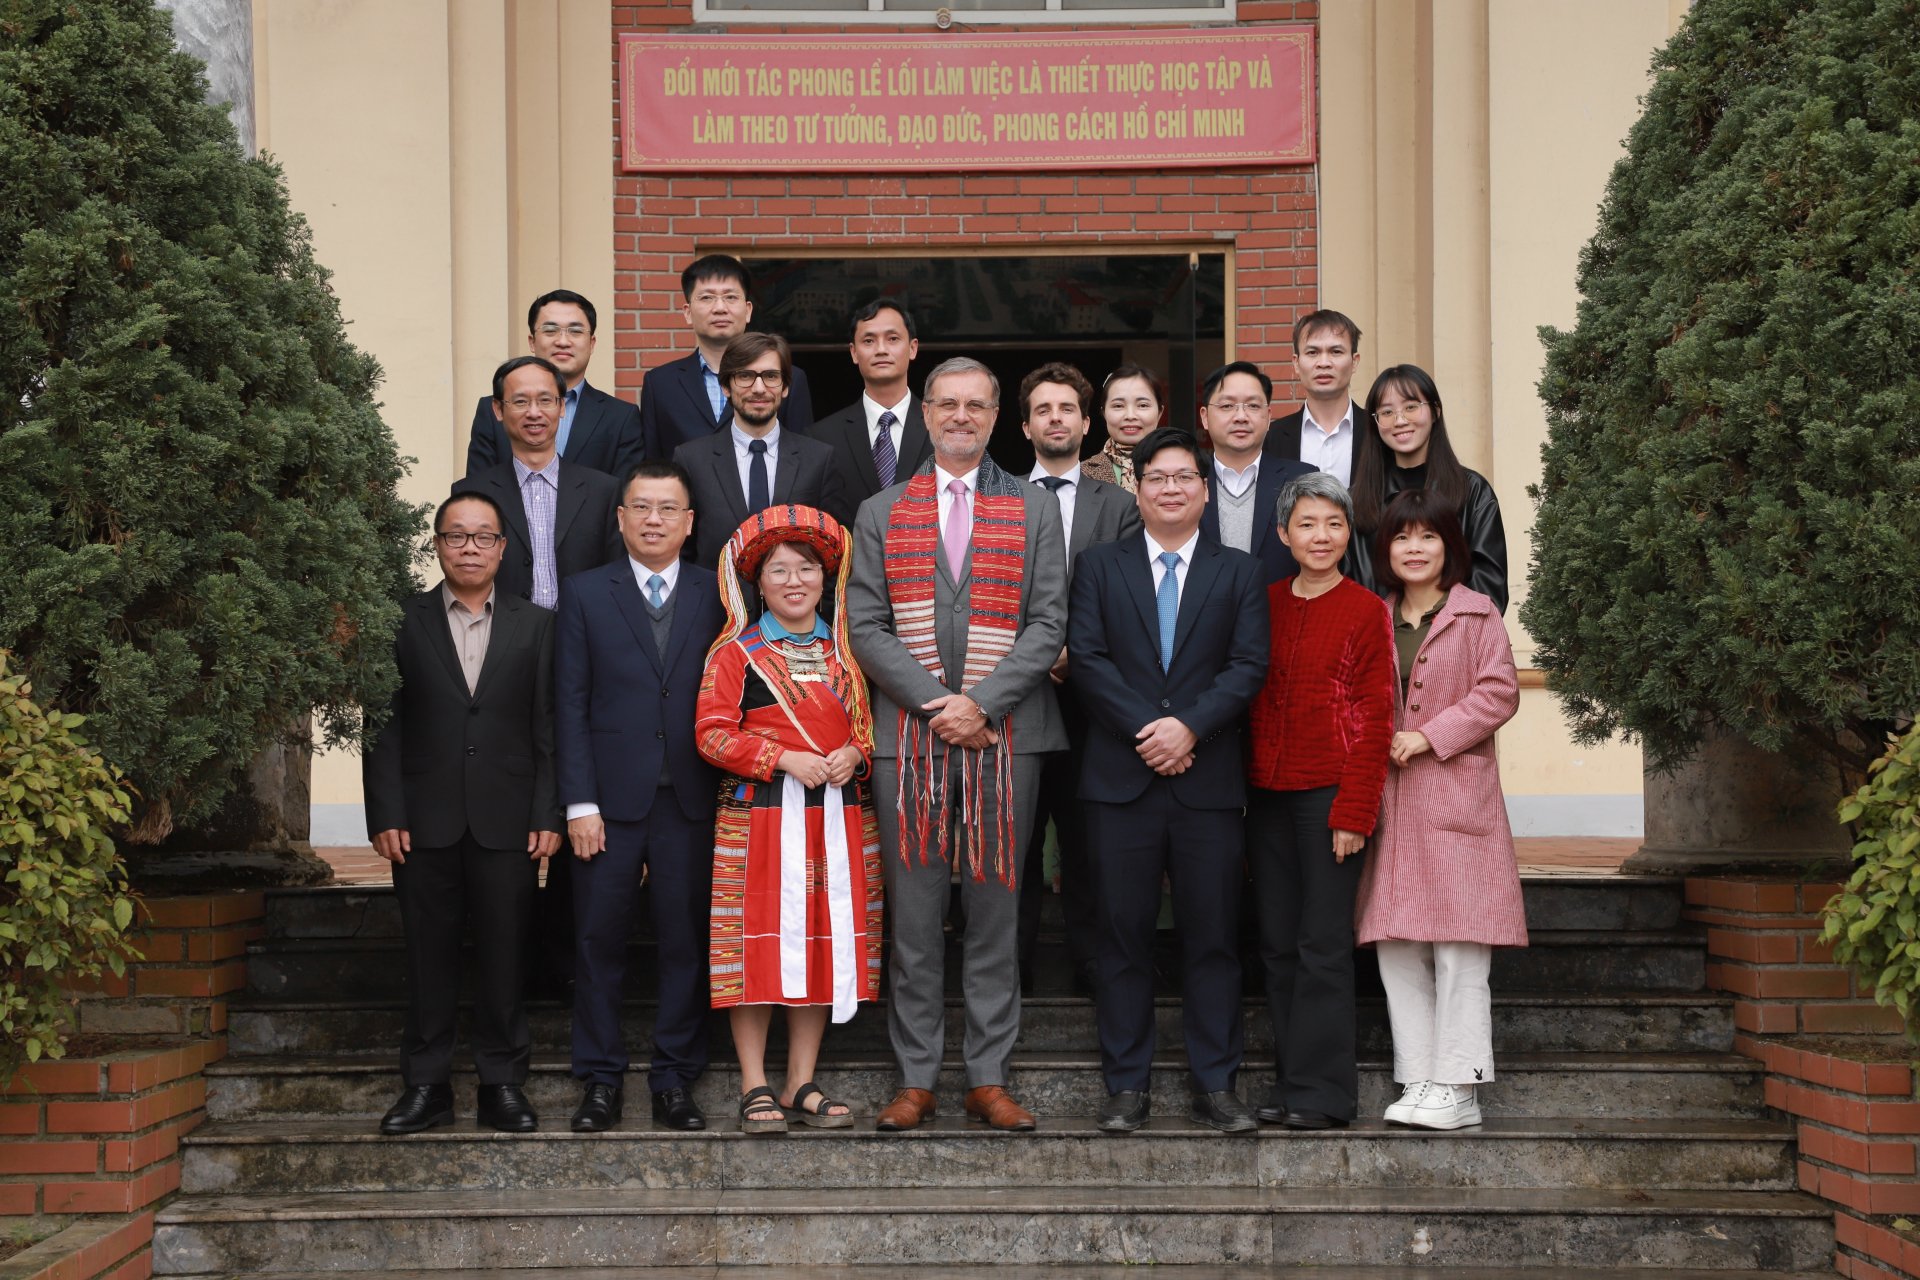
[
  {"x1": 379, "y1": 1083, "x2": 453, "y2": 1135},
  {"x1": 476, "y1": 1083, "x2": 539, "y2": 1132},
  {"x1": 651, "y1": 1086, "x2": 707, "y2": 1131},
  {"x1": 570, "y1": 1082, "x2": 623, "y2": 1133},
  {"x1": 1191, "y1": 1089, "x2": 1258, "y2": 1133},
  {"x1": 1097, "y1": 1090, "x2": 1150, "y2": 1133},
  {"x1": 1256, "y1": 1101, "x2": 1289, "y2": 1125},
  {"x1": 1281, "y1": 1108, "x2": 1349, "y2": 1131}
]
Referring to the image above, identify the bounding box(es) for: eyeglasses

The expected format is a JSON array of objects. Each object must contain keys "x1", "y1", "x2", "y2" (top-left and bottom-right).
[
  {"x1": 763, "y1": 563, "x2": 824, "y2": 583},
  {"x1": 693, "y1": 290, "x2": 746, "y2": 307},
  {"x1": 729, "y1": 370, "x2": 785, "y2": 389},
  {"x1": 1139, "y1": 469, "x2": 1203, "y2": 490},
  {"x1": 624, "y1": 501, "x2": 687, "y2": 519},
  {"x1": 1374, "y1": 401, "x2": 1430, "y2": 424},
  {"x1": 507, "y1": 394, "x2": 561, "y2": 412},
  {"x1": 436, "y1": 531, "x2": 504, "y2": 549},
  {"x1": 1207, "y1": 399, "x2": 1268, "y2": 417},
  {"x1": 536, "y1": 323, "x2": 589, "y2": 339},
  {"x1": 929, "y1": 398, "x2": 997, "y2": 418}
]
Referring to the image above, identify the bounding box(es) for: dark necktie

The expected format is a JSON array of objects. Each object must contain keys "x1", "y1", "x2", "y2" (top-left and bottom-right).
[
  {"x1": 747, "y1": 438, "x2": 770, "y2": 512},
  {"x1": 1036, "y1": 476, "x2": 1069, "y2": 493},
  {"x1": 873, "y1": 410, "x2": 899, "y2": 488}
]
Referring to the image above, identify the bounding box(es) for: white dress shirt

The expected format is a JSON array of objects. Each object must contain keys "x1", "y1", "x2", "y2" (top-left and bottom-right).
[
  {"x1": 1146, "y1": 528, "x2": 1202, "y2": 611},
  {"x1": 1213, "y1": 454, "x2": 1261, "y2": 498},
  {"x1": 1300, "y1": 399, "x2": 1356, "y2": 487},
  {"x1": 863, "y1": 392, "x2": 911, "y2": 453},
  {"x1": 730, "y1": 422, "x2": 782, "y2": 500},
  {"x1": 1028, "y1": 461, "x2": 1081, "y2": 551},
  {"x1": 566, "y1": 558, "x2": 684, "y2": 823}
]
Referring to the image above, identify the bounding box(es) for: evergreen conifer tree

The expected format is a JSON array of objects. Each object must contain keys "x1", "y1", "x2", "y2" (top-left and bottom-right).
[
  {"x1": 0, "y1": 0, "x2": 421, "y2": 839},
  {"x1": 1526, "y1": 0, "x2": 1920, "y2": 777}
]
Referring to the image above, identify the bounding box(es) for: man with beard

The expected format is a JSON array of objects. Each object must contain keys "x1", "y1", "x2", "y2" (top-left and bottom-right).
[
  {"x1": 1017, "y1": 361, "x2": 1140, "y2": 996},
  {"x1": 673, "y1": 332, "x2": 846, "y2": 568}
]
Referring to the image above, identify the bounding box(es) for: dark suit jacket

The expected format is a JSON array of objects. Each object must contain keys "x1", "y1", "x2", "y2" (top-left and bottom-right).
[
  {"x1": 672, "y1": 427, "x2": 849, "y2": 568},
  {"x1": 554, "y1": 559, "x2": 726, "y2": 825},
  {"x1": 1061, "y1": 471, "x2": 1143, "y2": 582},
  {"x1": 1198, "y1": 452, "x2": 1319, "y2": 586},
  {"x1": 639, "y1": 351, "x2": 815, "y2": 458},
  {"x1": 1266, "y1": 402, "x2": 1372, "y2": 474},
  {"x1": 464, "y1": 382, "x2": 645, "y2": 481},
  {"x1": 363, "y1": 587, "x2": 559, "y2": 848},
  {"x1": 450, "y1": 462, "x2": 622, "y2": 607},
  {"x1": 1067, "y1": 536, "x2": 1269, "y2": 808},
  {"x1": 813, "y1": 396, "x2": 933, "y2": 511}
]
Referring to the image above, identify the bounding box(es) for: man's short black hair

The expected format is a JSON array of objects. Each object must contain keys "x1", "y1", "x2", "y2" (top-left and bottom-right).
[
  {"x1": 1200, "y1": 360, "x2": 1273, "y2": 405},
  {"x1": 435, "y1": 490, "x2": 506, "y2": 535},
  {"x1": 681, "y1": 254, "x2": 752, "y2": 301},
  {"x1": 620, "y1": 458, "x2": 696, "y2": 507},
  {"x1": 527, "y1": 289, "x2": 597, "y2": 335},
  {"x1": 849, "y1": 297, "x2": 917, "y2": 342},
  {"x1": 492, "y1": 355, "x2": 566, "y2": 402},
  {"x1": 1132, "y1": 427, "x2": 1204, "y2": 477}
]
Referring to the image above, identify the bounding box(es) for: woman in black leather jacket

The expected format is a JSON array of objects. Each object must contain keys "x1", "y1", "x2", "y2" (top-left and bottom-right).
[{"x1": 1347, "y1": 365, "x2": 1509, "y2": 614}]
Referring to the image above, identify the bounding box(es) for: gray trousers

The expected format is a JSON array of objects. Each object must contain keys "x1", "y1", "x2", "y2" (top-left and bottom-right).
[{"x1": 873, "y1": 751, "x2": 1041, "y2": 1091}]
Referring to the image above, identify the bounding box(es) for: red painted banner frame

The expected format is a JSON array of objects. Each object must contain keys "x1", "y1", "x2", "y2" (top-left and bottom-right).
[{"x1": 618, "y1": 29, "x2": 1315, "y2": 173}]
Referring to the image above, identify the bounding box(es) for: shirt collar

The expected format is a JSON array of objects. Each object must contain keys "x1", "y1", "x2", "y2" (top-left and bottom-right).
[
  {"x1": 1214, "y1": 454, "x2": 1260, "y2": 485},
  {"x1": 1303, "y1": 399, "x2": 1355, "y2": 438},
  {"x1": 1028, "y1": 462, "x2": 1082, "y2": 488},
  {"x1": 731, "y1": 422, "x2": 781, "y2": 453},
  {"x1": 440, "y1": 582, "x2": 496, "y2": 616},
  {"x1": 758, "y1": 609, "x2": 830, "y2": 645},
  {"x1": 512, "y1": 454, "x2": 560, "y2": 485},
  {"x1": 629, "y1": 556, "x2": 682, "y2": 596},
  {"x1": 863, "y1": 390, "x2": 912, "y2": 422},
  {"x1": 1145, "y1": 528, "x2": 1202, "y2": 566},
  {"x1": 934, "y1": 463, "x2": 980, "y2": 493}
]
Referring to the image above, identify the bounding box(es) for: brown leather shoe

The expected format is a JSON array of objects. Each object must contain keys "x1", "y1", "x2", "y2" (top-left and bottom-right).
[
  {"x1": 874, "y1": 1088, "x2": 937, "y2": 1132},
  {"x1": 964, "y1": 1085, "x2": 1036, "y2": 1131}
]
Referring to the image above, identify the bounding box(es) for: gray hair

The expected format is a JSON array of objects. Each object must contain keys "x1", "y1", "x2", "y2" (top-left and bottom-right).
[
  {"x1": 1275, "y1": 470, "x2": 1355, "y2": 531},
  {"x1": 923, "y1": 356, "x2": 1000, "y2": 406}
]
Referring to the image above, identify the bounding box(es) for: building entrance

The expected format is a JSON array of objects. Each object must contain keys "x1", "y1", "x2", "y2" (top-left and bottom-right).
[{"x1": 748, "y1": 251, "x2": 1227, "y2": 475}]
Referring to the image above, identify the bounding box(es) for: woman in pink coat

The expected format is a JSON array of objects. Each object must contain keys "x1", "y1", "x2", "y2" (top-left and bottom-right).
[{"x1": 1355, "y1": 490, "x2": 1526, "y2": 1131}]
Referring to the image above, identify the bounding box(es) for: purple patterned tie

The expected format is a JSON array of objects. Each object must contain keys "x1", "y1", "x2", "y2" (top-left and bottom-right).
[
  {"x1": 943, "y1": 478, "x2": 970, "y2": 580},
  {"x1": 873, "y1": 409, "x2": 899, "y2": 488}
]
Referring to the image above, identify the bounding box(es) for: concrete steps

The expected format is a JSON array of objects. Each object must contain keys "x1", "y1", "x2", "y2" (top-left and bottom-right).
[
  {"x1": 152, "y1": 1185, "x2": 1834, "y2": 1273},
  {"x1": 153, "y1": 872, "x2": 1832, "y2": 1275}
]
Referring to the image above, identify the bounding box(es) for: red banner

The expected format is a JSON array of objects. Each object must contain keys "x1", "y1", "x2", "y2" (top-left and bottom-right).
[{"x1": 618, "y1": 29, "x2": 1314, "y2": 173}]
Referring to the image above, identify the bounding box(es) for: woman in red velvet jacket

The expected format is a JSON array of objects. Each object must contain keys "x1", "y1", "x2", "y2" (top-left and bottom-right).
[{"x1": 1246, "y1": 469, "x2": 1396, "y2": 1131}]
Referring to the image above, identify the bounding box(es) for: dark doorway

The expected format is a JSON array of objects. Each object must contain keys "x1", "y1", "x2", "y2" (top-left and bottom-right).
[{"x1": 746, "y1": 252, "x2": 1227, "y2": 475}]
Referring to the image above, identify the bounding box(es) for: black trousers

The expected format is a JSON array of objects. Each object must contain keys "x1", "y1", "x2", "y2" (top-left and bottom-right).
[
  {"x1": 530, "y1": 849, "x2": 574, "y2": 991},
  {"x1": 392, "y1": 830, "x2": 537, "y2": 1087},
  {"x1": 1019, "y1": 685, "x2": 1096, "y2": 985},
  {"x1": 1247, "y1": 785, "x2": 1363, "y2": 1120},
  {"x1": 1087, "y1": 783, "x2": 1246, "y2": 1095},
  {"x1": 570, "y1": 794, "x2": 713, "y2": 1092}
]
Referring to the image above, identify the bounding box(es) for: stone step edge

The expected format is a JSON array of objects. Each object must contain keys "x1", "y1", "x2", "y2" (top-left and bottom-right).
[
  {"x1": 154, "y1": 1184, "x2": 1830, "y2": 1224},
  {"x1": 202, "y1": 1049, "x2": 1762, "y2": 1077},
  {"x1": 195, "y1": 1270, "x2": 1836, "y2": 1280},
  {"x1": 181, "y1": 1114, "x2": 1796, "y2": 1145}
]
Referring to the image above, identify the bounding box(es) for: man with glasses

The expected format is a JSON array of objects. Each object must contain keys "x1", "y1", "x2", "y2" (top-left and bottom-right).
[
  {"x1": 554, "y1": 460, "x2": 727, "y2": 1134},
  {"x1": 847, "y1": 357, "x2": 1069, "y2": 1134},
  {"x1": 1196, "y1": 361, "x2": 1318, "y2": 585},
  {"x1": 640, "y1": 255, "x2": 816, "y2": 457},
  {"x1": 672, "y1": 332, "x2": 846, "y2": 567},
  {"x1": 465, "y1": 290, "x2": 645, "y2": 480},
  {"x1": 364, "y1": 491, "x2": 561, "y2": 1136}
]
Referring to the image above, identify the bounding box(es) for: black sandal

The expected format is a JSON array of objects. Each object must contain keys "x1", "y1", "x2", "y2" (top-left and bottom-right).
[
  {"x1": 739, "y1": 1085, "x2": 788, "y2": 1134},
  {"x1": 787, "y1": 1081, "x2": 854, "y2": 1129}
]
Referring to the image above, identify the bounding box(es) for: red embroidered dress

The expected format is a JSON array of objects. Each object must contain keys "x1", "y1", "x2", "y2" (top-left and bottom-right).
[{"x1": 697, "y1": 622, "x2": 883, "y2": 1021}]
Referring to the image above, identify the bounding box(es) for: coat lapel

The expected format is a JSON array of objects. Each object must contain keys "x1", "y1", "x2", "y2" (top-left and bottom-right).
[
  {"x1": 552, "y1": 463, "x2": 588, "y2": 553},
  {"x1": 660, "y1": 569, "x2": 706, "y2": 675},
  {"x1": 416, "y1": 590, "x2": 469, "y2": 697},
  {"x1": 468, "y1": 594, "x2": 518, "y2": 704},
  {"x1": 609, "y1": 563, "x2": 665, "y2": 674},
  {"x1": 898, "y1": 400, "x2": 933, "y2": 476},
  {"x1": 1249, "y1": 458, "x2": 1285, "y2": 561},
  {"x1": 771, "y1": 434, "x2": 798, "y2": 505},
  {"x1": 482, "y1": 468, "x2": 533, "y2": 561},
  {"x1": 846, "y1": 410, "x2": 884, "y2": 493},
  {"x1": 1169, "y1": 539, "x2": 1221, "y2": 668},
  {"x1": 1120, "y1": 536, "x2": 1161, "y2": 655},
  {"x1": 561, "y1": 385, "x2": 603, "y2": 464},
  {"x1": 706, "y1": 434, "x2": 749, "y2": 526}
]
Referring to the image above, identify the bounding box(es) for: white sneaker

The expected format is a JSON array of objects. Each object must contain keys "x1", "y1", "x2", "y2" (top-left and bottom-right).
[
  {"x1": 1406, "y1": 1083, "x2": 1482, "y2": 1130},
  {"x1": 1383, "y1": 1080, "x2": 1432, "y2": 1125}
]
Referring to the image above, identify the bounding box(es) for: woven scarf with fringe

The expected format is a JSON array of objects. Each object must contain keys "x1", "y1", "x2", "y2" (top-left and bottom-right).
[{"x1": 882, "y1": 458, "x2": 1028, "y2": 886}]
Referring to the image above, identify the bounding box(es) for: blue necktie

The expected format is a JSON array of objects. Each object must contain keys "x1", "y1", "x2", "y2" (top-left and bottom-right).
[
  {"x1": 1157, "y1": 551, "x2": 1180, "y2": 670},
  {"x1": 647, "y1": 574, "x2": 666, "y2": 609},
  {"x1": 873, "y1": 410, "x2": 898, "y2": 488},
  {"x1": 747, "y1": 438, "x2": 770, "y2": 512}
]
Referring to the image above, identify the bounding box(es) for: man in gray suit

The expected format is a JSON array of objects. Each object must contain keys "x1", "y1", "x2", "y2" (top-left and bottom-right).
[
  {"x1": 1017, "y1": 361, "x2": 1142, "y2": 996},
  {"x1": 847, "y1": 357, "x2": 1068, "y2": 1133}
]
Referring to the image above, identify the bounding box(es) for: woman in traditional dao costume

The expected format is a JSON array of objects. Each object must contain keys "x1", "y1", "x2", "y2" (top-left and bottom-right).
[{"x1": 695, "y1": 505, "x2": 883, "y2": 1134}]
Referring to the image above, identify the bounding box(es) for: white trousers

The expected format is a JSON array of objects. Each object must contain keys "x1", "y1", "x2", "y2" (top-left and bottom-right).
[{"x1": 1376, "y1": 940, "x2": 1495, "y2": 1086}]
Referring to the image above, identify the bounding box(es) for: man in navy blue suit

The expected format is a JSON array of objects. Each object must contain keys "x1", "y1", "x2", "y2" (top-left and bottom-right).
[
  {"x1": 1196, "y1": 361, "x2": 1318, "y2": 585},
  {"x1": 639, "y1": 255, "x2": 815, "y2": 457},
  {"x1": 464, "y1": 290, "x2": 645, "y2": 480},
  {"x1": 1067, "y1": 427, "x2": 1270, "y2": 1134},
  {"x1": 554, "y1": 459, "x2": 726, "y2": 1134}
]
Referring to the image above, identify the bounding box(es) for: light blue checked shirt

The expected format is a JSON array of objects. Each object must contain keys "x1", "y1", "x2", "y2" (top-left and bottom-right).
[{"x1": 512, "y1": 455, "x2": 562, "y2": 610}]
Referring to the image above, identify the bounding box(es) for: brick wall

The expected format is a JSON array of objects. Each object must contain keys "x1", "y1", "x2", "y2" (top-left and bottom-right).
[{"x1": 608, "y1": 3, "x2": 1322, "y2": 406}]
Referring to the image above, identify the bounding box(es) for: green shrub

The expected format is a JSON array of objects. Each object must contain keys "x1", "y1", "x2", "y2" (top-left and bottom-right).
[
  {"x1": 1, "y1": 653, "x2": 140, "y2": 1081},
  {"x1": 1822, "y1": 725, "x2": 1920, "y2": 1038}
]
